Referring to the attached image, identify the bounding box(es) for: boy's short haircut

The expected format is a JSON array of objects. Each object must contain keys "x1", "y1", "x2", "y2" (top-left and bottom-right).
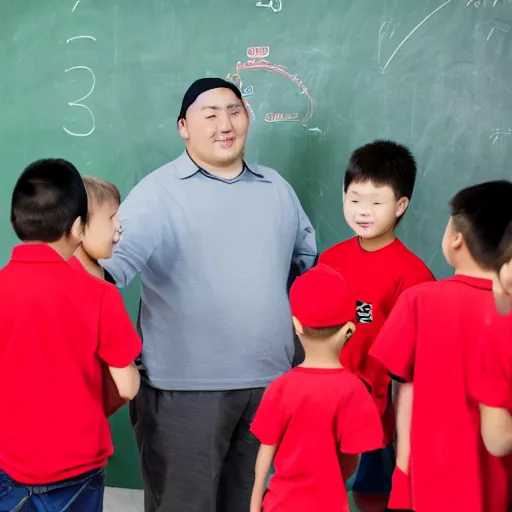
[
  {"x1": 82, "y1": 176, "x2": 121, "y2": 212},
  {"x1": 497, "y1": 219, "x2": 512, "y2": 269},
  {"x1": 11, "y1": 158, "x2": 88, "y2": 243},
  {"x1": 302, "y1": 324, "x2": 345, "y2": 340},
  {"x1": 449, "y1": 180, "x2": 512, "y2": 270},
  {"x1": 344, "y1": 140, "x2": 417, "y2": 201}
]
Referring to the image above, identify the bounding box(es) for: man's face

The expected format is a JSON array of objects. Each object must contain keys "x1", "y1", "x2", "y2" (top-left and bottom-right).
[{"x1": 178, "y1": 88, "x2": 249, "y2": 169}]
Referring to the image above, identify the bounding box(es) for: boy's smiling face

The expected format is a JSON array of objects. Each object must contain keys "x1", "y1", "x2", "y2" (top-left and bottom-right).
[
  {"x1": 82, "y1": 200, "x2": 121, "y2": 260},
  {"x1": 343, "y1": 180, "x2": 408, "y2": 241}
]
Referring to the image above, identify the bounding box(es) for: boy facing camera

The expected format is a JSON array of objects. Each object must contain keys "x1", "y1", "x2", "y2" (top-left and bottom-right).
[
  {"x1": 319, "y1": 140, "x2": 434, "y2": 494},
  {"x1": 250, "y1": 264, "x2": 384, "y2": 512},
  {"x1": 0, "y1": 159, "x2": 141, "y2": 511}
]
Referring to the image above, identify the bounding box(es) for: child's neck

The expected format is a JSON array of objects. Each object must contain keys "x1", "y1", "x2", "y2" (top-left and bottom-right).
[
  {"x1": 74, "y1": 246, "x2": 104, "y2": 279},
  {"x1": 453, "y1": 255, "x2": 496, "y2": 281},
  {"x1": 300, "y1": 345, "x2": 343, "y2": 369},
  {"x1": 300, "y1": 357, "x2": 343, "y2": 369},
  {"x1": 359, "y1": 230, "x2": 396, "y2": 252},
  {"x1": 453, "y1": 266, "x2": 496, "y2": 281},
  {"x1": 26, "y1": 240, "x2": 77, "y2": 261}
]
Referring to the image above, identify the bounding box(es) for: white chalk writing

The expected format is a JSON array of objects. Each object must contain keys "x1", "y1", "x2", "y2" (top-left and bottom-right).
[{"x1": 63, "y1": 3, "x2": 96, "y2": 137}]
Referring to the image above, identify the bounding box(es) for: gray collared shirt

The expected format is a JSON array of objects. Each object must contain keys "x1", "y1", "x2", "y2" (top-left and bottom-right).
[{"x1": 102, "y1": 151, "x2": 317, "y2": 390}]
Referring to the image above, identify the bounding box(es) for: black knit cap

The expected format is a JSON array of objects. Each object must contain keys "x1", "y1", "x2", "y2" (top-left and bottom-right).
[{"x1": 177, "y1": 77, "x2": 243, "y2": 123}]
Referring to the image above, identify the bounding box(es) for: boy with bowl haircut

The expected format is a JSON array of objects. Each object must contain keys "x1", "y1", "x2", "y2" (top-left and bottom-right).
[{"x1": 319, "y1": 140, "x2": 434, "y2": 494}]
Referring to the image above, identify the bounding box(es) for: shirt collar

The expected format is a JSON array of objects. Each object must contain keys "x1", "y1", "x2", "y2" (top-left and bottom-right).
[
  {"x1": 448, "y1": 274, "x2": 493, "y2": 290},
  {"x1": 10, "y1": 243, "x2": 67, "y2": 263},
  {"x1": 68, "y1": 255, "x2": 85, "y2": 271},
  {"x1": 175, "y1": 151, "x2": 268, "y2": 182}
]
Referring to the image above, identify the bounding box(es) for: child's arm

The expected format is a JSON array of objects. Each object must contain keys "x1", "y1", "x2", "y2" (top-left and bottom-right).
[
  {"x1": 108, "y1": 362, "x2": 141, "y2": 401},
  {"x1": 395, "y1": 382, "x2": 413, "y2": 471},
  {"x1": 480, "y1": 405, "x2": 512, "y2": 457},
  {"x1": 470, "y1": 316, "x2": 512, "y2": 457},
  {"x1": 97, "y1": 286, "x2": 142, "y2": 402},
  {"x1": 338, "y1": 388, "x2": 385, "y2": 461},
  {"x1": 249, "y1": 380, "x2": 288, "y2": 512},
  {"x1": 250, "y1": 444, "x2": 277, "y2": 512}
]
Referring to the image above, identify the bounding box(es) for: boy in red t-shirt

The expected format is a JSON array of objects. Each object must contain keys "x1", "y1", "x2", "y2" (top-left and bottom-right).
[
  {"x1": 0, "y1": 159, "x2": 141, "y2": 511},
  {"x1": 249, "y1": 264, "x2": 384, "y2": 512},
  {"x1": 470, "y1": 222, "x2": 512, "y2": 512},
  {"x1": 319, "y1": 140, "x2": 434, "y2": 495},
  {"x1": 370, "y1": 180, "x2": 512, "y2": 512},
  {"x1": 70, "y1": 175, "x2": 128, "y2": 416}
]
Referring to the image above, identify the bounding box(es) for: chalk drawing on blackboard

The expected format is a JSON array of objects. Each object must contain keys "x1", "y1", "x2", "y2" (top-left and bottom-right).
[
  {"x1": 378, "y1": 20, "x2": 400, "y2": 66},
  {"x1": 487, "y1": 25, "x2": 509, "y2": 40},
  {"x1": 256, "y1": 0, "x2": 282, "y2": 13},
  {"x1": 468, "y1": 0, "x2": 512, "y2": 6},
  {"x1": 63, "y1": 66, "x2": 96, "y2": 137},
  {"x1": 66, "y1": 35, "x2": 97, "y2": 43},
  {"x1": 64, "y1": 5, "x2": 96, "y2": 138},
  {"x1": 226, "y1": 47, "x2": 322, "y2": 132},
  {"x1": 380, "y1": 0, "x2": 454, "y2": 73},
  {"x1": 247, "y1": 46, "x2": 271, "y2": 59},
  {"x1": 490, "y1": 128, "x2": 512, "y2": 145}
]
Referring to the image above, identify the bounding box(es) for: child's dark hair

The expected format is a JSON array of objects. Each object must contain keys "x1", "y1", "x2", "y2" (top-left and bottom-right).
[
  {"x1": 449, "y1": 180, "x2": 512, "y2": 270},
  {"x1": 11, "y1": 159, "x2": 88, "y2": 242},
  {"x1": 497, "y1": 219, "x2": 512, "y2": 270},
  {"x1": 82, "y1": 176, "x2": 121, "y2": 212},
  {"x1": 344, "y1": 140, "x2": 417, "y2": 209}
]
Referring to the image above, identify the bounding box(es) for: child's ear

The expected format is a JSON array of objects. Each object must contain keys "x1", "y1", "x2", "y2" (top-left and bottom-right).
[
  {"x1": 451, "y1": 231, "x2": 464, "y2": 250},
  {"x1": 69, "y1": 217, "x2": 84, "y2": 243},
  {"x1": 292, "y1": 316, "x2": 304, "y2": 336},
  {"x1": 343, "y1": 321, "x2": 356, "y2": 341},
  {"x1": 395, "y1": 197, "x2": 410, "y2": 218}
]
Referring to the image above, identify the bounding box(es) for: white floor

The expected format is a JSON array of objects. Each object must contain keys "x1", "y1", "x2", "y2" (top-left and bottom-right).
[{"x1": 103, "y1": 487, "x2": 144, "y2": 512}]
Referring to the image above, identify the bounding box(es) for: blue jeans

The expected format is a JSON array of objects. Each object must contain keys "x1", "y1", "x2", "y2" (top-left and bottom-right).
[{"x1": 0, "y1": 468, "x2": 104, "y2": 512}]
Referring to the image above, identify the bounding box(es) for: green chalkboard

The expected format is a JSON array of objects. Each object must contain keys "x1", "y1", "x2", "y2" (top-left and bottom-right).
[{"x1": 2, "y1": 0, "x2": 512, "y2": 489}]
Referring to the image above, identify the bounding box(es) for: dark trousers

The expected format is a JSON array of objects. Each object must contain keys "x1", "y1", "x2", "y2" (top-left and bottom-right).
[
  {"x1": 0, "y1": 468, "x2": 104, "y2": 512},
  {"x1": 130, "y1": 381, "x2": 264, "y2": 512}
]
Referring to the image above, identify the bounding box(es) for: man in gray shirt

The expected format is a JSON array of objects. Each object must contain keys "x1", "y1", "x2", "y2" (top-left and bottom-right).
[{"x1": 102, "y1": 77, "x2": 317, "y2": 512}]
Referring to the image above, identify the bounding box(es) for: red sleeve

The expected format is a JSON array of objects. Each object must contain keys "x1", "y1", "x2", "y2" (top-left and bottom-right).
[
  {"x1": 370, "y1": 290, "x2": 417, "y2": 382},
  {"x1": 471, "y1": 316, "x2": 512, "y2": 410},
  {"x1": 338, "y1": 384, "x2": 384, "y2": 454},
  {"x1": 394, "y1": 261, "x2": 435, "y2": 305},
  {"x1": 97, "y1": 285, "x2": 142, "y2": 368},
  {"x1": 250, "y1": 379, "x2": 288, "y2": 446},
  {"x1": 402, "y1": 261, "x2": 435, "y2": 289}
]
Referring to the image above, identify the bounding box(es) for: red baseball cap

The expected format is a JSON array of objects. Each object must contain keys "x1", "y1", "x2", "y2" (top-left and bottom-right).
[{"x1": 290, "y1": 264, "x2": 355, "y2": 328}]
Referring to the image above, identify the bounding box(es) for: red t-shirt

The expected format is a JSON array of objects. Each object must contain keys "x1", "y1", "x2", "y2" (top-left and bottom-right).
[
  {"x1": 370, "y1": 275, "x2": 499, "y2": 512},
  {"x1": 0, "y1": 244, "x2": 142, "y2": 484},
  {"x1": 68, "y1": 256, "x2": 128, "y2": 417},
  {"x1": 319, "y1": 237, "x2": 434, "y2": 438},
  {"x1": 250, "y1": 367, "x2": 384, "y2": 512},
  {"x1": 471, "y1": 314, "x2": 512, "y2": 512}
]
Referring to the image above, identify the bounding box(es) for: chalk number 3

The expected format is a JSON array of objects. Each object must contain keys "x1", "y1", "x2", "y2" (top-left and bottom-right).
[{"x1": 63, "y1": 65, "x2": 96, "y2": 137}]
